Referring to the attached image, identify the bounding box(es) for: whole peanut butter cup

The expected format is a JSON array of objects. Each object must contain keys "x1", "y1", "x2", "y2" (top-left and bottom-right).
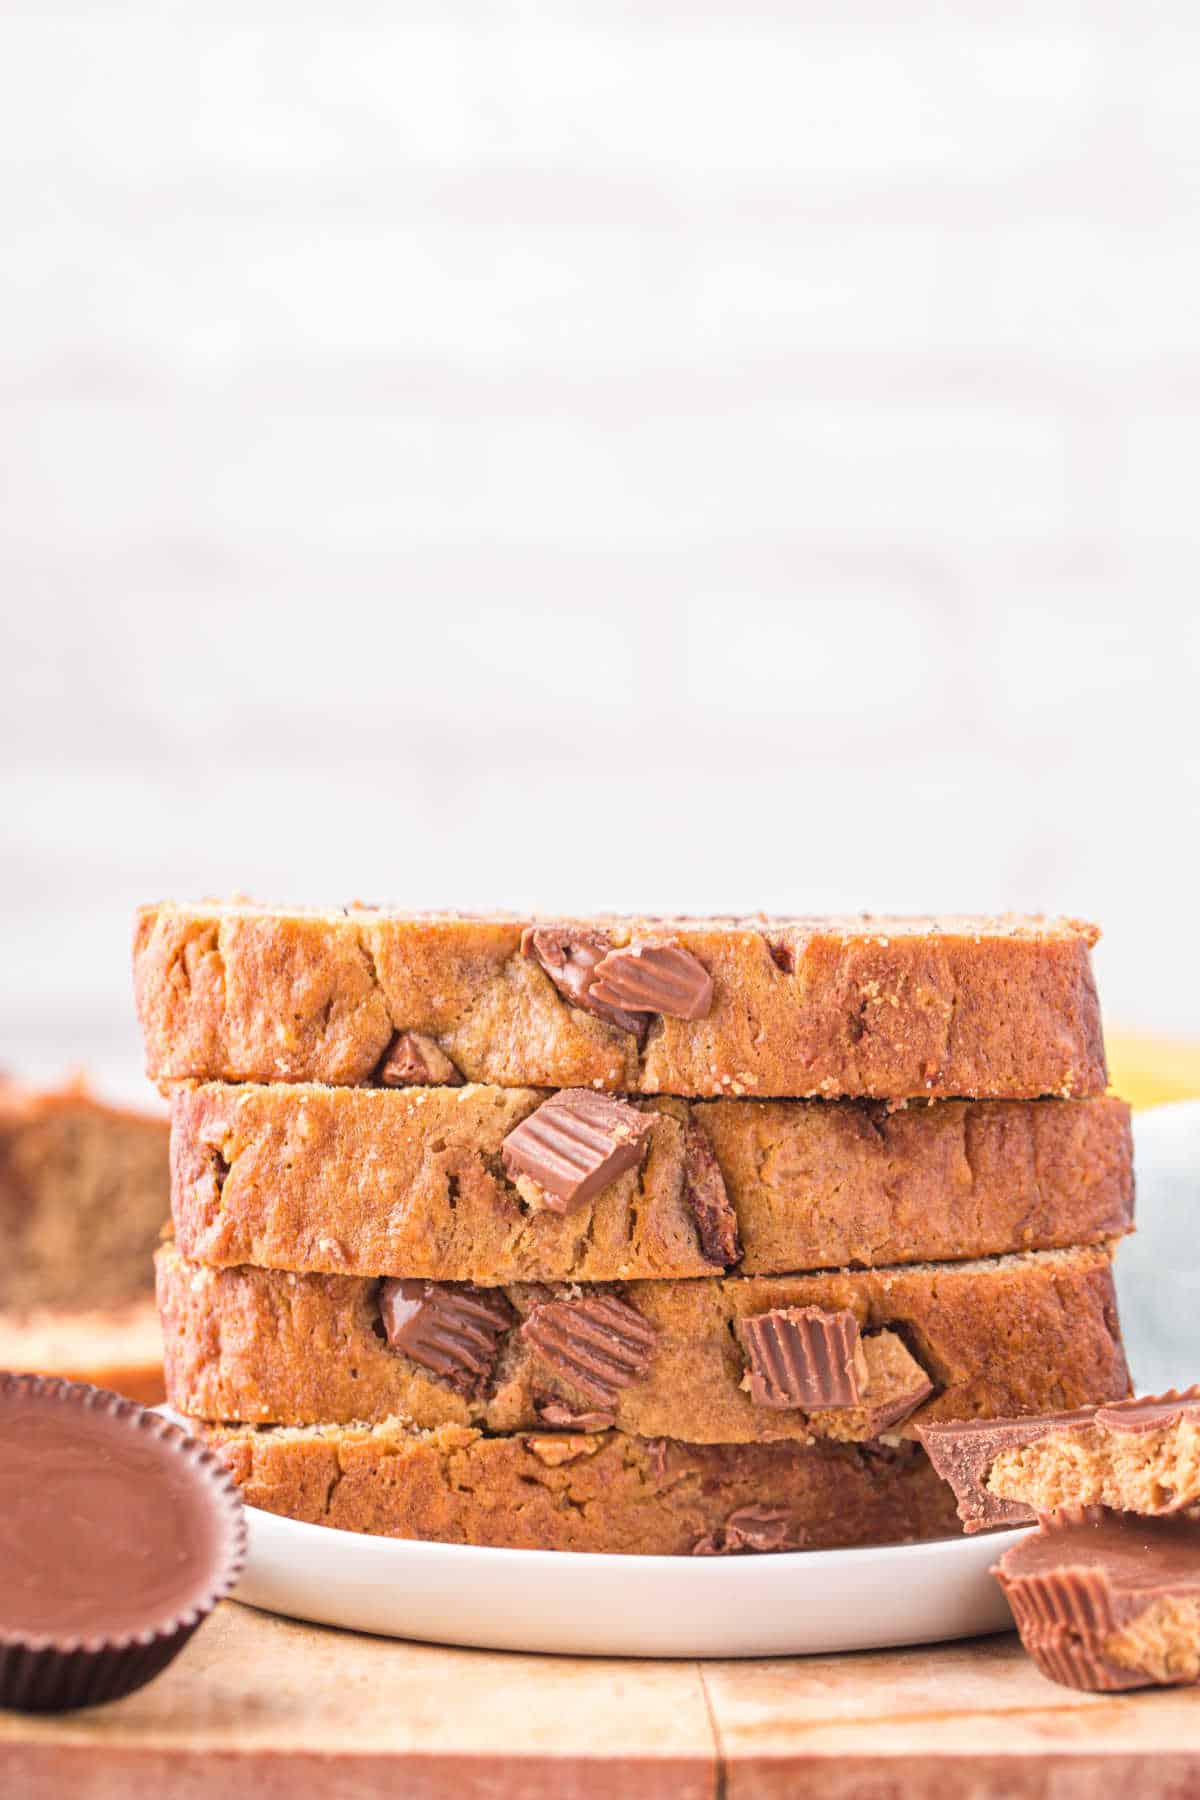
[{"x1": 0, "y1": 1373, "x2": 246, "y2": 1712}]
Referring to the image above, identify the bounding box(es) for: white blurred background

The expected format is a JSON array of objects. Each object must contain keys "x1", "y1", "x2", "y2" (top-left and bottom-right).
[{"x1": 2, "y1": 2, "x2": 1198, "y2": 1092}]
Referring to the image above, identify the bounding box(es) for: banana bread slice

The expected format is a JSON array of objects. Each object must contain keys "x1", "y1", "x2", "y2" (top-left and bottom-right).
[
  {"x1": 0, "y1": 1076, "x2": 168, "y2": 1311},
  {"x1": 134, "y1": 903, "x2": 1106, "y2": 1100},
  {"x1": 200, "y1": 1416, "x2": 960, "y2": 1554},
  {"x1": 171, "y1": 1082, "x2": 1132, "y2": 1283},
  {"x1": 0, "y1": 1295, "x2": 164, "y2": 1405},
  {"x1": 159, "y1": 1242, "x2": 1129, "y2": 1445}
]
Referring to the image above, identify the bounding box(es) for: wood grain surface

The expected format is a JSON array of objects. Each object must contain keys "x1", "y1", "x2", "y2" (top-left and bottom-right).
[{"x1": 2, "y1": 1601, "x2": 1198, "y2": 1798}]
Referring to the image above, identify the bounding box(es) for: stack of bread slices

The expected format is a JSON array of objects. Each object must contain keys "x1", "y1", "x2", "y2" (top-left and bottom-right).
[{"x1": 136, "y1": 904, "x2": 1134, "y2": 1556}]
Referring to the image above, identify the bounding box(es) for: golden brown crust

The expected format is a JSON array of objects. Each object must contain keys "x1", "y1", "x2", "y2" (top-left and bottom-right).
[
  {"x1": 0, "y1": 1076, "x2": 169, "y2": 1310},
  {"x1": 200, "y1": 1416, "x2": 961, "y2": 1554},
  {"x1": 158, "y1": 1243, "x2": 1129, "y2": 1444},
  {"x1": 134, "y1": 904, "x2": 1107, "y2": 1100},
  {"x1": 170, "y1": 1083, "x2": 1133, "y2": 1282}
]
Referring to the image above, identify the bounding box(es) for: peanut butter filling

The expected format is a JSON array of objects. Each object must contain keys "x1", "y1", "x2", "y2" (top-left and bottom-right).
[{"x1": 986, "y1": 1419, "x2": 1200, "y2": 1516}]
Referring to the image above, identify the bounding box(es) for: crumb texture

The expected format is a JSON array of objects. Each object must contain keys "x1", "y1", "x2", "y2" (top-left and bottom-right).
[{"x1": 988, "y1": 1416, "x2": 1200, "y2": 1518}]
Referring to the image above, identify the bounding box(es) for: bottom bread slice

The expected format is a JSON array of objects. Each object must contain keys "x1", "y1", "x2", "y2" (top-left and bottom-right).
[{"x1": 199, "y1": 1416, "x2": 960, "y2": 1555}]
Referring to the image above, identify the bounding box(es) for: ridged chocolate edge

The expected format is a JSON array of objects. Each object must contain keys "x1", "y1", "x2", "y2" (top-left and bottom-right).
[
  {"x1": 1018, "y1": 1628, "x2": 1153, "y2": 1693},
  {"x1": 1000, "y1": 1566, "x2": 1119, "y2": 1640},
  {"x1": 1095, "y1": 1386, "x2": 1200, "y2": 1435},
  {"x1": 0, "y1": 1373, "x2": 247, "y2": 1713}
]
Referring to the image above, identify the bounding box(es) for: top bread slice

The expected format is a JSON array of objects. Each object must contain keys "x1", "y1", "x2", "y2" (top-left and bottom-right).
[{"x1": 134, "y1": 903, "x2": 1106, "y2": 1100}]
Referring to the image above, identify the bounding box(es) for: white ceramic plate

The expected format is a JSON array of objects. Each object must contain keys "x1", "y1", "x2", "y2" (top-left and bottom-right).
[{"x1": 231, "y1": 1509, "x2": 1025, "y2": 1658}]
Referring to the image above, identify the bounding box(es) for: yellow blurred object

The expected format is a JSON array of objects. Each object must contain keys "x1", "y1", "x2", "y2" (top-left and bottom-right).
[{"x1": 1105, "y1": 1030, "x2": 1200, "y2": 1109}]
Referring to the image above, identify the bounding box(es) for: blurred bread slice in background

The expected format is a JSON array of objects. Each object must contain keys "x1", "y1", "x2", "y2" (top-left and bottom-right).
[
  {"x1": 0, "y1": 1295, "x2": 163, "y2": 1405},
  {"x1": 0, "y1": 1074, "x2": 167, "y2": 1401}
]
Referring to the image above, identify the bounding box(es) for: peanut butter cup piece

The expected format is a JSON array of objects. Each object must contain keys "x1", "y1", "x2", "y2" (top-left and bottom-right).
[
  {"x1": 375, "y1": 1031, "x2": 464, "y2": 1087},
  {"x1": 0, "y1": 1374, "x2": 245, "y2": 1713},
  {"x1": 379, "y1": 1279, "x2": 515, "y2": 1395},
  {"x1": 588, "y1": 940, "x2": 714, "y2": 1021},
  {"x1": 534, "y1": 1396, "x2": 616, "y2": 1432},
  {"x1": 853, "y1": 1329, "x2": 935, "y2": 1434},
  {"x1": 918, "y1": 1409, "x2": 1099, "y2": 1531},
  {"x1": 737, "y1": 1305, "x2": 866, "y2": 1410},
  {"x1": 920, "y1": 1389, "x2": 1200, "y2": 1533},
  {"x1": 682, "y1": 1121, "x2": 741, "y2": 1267},
  {"x1": 993, "y1": 1506, "x2": 1200, "y2": 1691},
  {"x1": 520, "y1": 1293, "x2": 659, "y2": 1405},
  {"x1": 692, "y1": 1505, "x2": 799, "y2": 1556},
  {"x1": 521, "y1": 925, "x2": 647, "y2": 1038},
  {"x1": 500, "y1": 1089, "x2": 653, "y2": 1212}
]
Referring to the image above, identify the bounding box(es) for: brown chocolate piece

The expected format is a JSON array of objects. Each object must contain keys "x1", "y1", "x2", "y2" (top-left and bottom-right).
[
  {"x1": 737, "y1": 1306, "x2": 866, "y2": 1410},
  {"x1": 919, "y1": 1389, "x2": 1200, "y2": 1532},
  {"x1": 692, "y1": 1504, "x2": 799, "y2": 1556},
  {"x1": 682, "y1": 1122, "x2": 741, "y2": 1267},
  {"x1": 0, "y1": 1373, "x2": 244, "y2": 1712},
  {"x1": 500, "y1": 1089, "x2": 653, "y2": 1212},
  {"x1": 918, "y1": 1410, "x2": 1096, "y2": 1530},
  {"x1": 521, "y1": 925, "x2": 646, "y2": 1038},
  {"x1": 763, "y1": 935, "x2": 795, "y2": 974},
  {"x1": 994, "y1": 1506, "x2": 1200, "y2": 1691},
  {"x1": 376, "y1": 1031, "x2": 463, "y2": 1087},
  {"x1": 520, "y1": 1293, "x2": 659, "y2": 1405},
  {"x1": 379, "y1": 1279, "x2": 515, "y2": 1395},
  {"x1": 534, "y1": 1397, "x2": 616, "y2": 1432},
  {"x1": 588, "y1": 940, "x2": 714, "y2": 1021}
]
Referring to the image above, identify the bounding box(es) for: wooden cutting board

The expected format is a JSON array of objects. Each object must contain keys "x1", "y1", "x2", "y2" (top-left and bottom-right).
[{"x1": 2, "y1": 1601, "x2": 1198, "y2": 1797}]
